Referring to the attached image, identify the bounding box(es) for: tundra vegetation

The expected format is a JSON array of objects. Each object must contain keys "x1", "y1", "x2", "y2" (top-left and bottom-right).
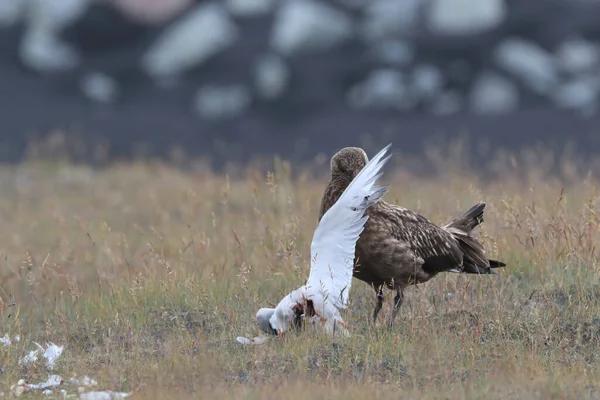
[{"x1": 1, "y1": 141, "x2": 599, "y2": 399}]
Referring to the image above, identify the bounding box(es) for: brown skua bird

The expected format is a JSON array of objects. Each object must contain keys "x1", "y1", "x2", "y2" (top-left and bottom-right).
[{"x1": 319, "y1": 147, "x2": 506, "y2": 326}]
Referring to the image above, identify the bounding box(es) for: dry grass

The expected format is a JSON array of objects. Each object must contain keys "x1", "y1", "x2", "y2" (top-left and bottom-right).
[{"x1": 1, "y1": 149, "x2": 600, "y2": 399}]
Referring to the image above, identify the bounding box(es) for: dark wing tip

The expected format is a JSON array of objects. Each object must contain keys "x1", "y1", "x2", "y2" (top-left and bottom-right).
[{"x1": 488, "y1": 259, "x2": 506, "y2": 268}]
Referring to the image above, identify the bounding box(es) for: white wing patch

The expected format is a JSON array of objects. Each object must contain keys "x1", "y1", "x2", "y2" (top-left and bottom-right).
[{"x1": 305, "y1": 144, "x2": 392, "y2": 309}]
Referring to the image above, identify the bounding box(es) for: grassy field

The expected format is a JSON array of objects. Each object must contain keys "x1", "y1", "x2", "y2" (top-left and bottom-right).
[{"x1": 0, "y1": 149, "x2": 599, "y2": 399}]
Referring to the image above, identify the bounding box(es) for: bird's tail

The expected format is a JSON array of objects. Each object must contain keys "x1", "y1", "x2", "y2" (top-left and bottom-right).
[{"x1": 443, "y1": 202, "x2": 506, "y2": 274}]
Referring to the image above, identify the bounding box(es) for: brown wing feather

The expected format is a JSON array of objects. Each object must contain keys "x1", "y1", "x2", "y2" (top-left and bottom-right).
[
  {"x1": 353, "y1": 217, "x2": 421, "y2": 287},
  {"x1": 373, "y1": 203, "x2": 463, "y2": 273}
]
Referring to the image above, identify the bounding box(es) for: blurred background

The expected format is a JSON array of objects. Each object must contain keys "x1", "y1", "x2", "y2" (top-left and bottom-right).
[{"x1": 1, "y1": 0, "x2": 600, "y2": 170}]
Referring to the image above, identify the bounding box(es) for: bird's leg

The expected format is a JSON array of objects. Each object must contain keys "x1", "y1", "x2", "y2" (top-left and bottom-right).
[
  {"x1": 387, "y1": 289, "x2": 405, "y2": 328},
  {"x1": 336, "y1": 319, "x2": 348, "y2": 330},
  {"x1": 372, "y1": 286, "x2": 384, "y2": 324}
]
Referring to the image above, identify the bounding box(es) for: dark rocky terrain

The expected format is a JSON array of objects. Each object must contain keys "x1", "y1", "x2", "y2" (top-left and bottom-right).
[{"x1": 1, "y1": 0, "x2": 600, "y2": 168}]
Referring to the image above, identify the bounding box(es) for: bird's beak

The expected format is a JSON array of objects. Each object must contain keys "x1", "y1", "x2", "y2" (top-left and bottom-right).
[{"x1": 278, "y1": 329, "x2": 284, "y2": 338}]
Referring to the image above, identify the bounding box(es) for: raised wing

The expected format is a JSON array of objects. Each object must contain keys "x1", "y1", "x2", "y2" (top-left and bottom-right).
[{"x1": 306, "y1": 144, "x2": 392, "y2": 309}]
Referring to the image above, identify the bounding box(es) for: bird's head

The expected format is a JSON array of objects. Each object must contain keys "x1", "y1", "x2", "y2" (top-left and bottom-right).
[
  {"x1": 268, "y1": 304, "x2": 297, "y2": 337},
  {"x1": 255, "y1": 308, "x2": 278, "y2": 336},
  {"x1": 257, "y1": 290, "x2": 306, "y2": 337},
  {"x1": 256, "y1": 304, "x2": 303, "y2": 337},
  {"x1": 330, "y1": 147, "x2": 369, "y2": 180}
]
